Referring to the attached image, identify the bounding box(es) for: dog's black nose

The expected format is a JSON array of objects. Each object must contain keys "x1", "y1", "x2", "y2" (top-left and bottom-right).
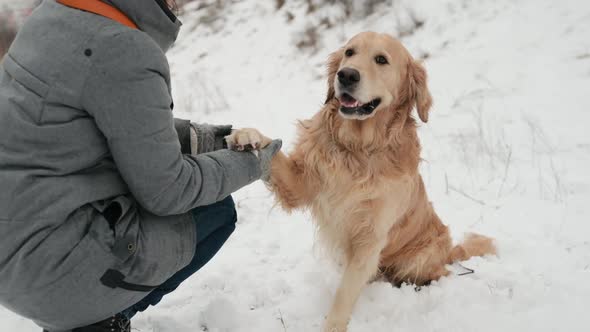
[{"x1": 337, "y1": 68, "x2": 360, "y2": 87}]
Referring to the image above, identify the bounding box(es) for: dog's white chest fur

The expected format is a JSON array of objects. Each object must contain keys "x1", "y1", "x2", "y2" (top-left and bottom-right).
[{"x1": 309, "y1": 162, "x2": 414, "y2": 259}]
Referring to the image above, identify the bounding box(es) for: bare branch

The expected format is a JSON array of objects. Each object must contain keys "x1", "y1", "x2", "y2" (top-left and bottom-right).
[
  {"x1": 448, "y1": 185, "x2": 486, "y2": 206},
  {"x1": 278, "y1": 309, "x2": 287, "y2": 332},
  {"x1": 497, "y1": 147, "x2": 512, "y2": 198}
]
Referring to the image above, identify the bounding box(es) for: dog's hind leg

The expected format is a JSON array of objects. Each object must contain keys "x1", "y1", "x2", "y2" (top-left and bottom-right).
[
  {"x1": 324, "y1": 238, "x2": 386, "y2": 332},
  {"x1": 448, "y1": 233, "x2": 496, "y2": 263}
]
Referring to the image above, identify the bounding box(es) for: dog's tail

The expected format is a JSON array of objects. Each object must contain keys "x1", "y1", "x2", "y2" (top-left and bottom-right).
[{"x1": 448, "y1": 233, "x2": 496, "y2": 263}]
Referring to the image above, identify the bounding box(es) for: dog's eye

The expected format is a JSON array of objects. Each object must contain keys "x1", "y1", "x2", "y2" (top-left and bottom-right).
[
  {"x1": 345, "y1": 49, "x2": 355, "y2": 57},
  {"x1": 375, "y1": 55, "x2": 388, "y2": 65}
]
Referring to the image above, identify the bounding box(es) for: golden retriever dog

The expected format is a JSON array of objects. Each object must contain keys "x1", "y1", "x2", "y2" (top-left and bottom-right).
[{"x1": 228, "y1": 31, "x2": 496, "y2": 332}]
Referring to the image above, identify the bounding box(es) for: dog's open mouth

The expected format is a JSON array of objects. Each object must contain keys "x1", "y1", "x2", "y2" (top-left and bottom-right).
[{"x1": 338, "y1": 93, "x2": 382, "y2": 116}]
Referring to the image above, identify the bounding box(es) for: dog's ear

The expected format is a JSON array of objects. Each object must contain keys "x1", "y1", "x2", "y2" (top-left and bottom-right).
[
  {"x1": 407, "y1": 60, "x2": 433, "y2": 123},
  {"x1": 325, "y1": 49, "x2": 343, "y2": 104}
]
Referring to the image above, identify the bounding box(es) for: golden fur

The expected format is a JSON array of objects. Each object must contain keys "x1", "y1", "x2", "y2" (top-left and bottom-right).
[{"x1": 229, "y1": 32, "x2": 496, "y2": 332}]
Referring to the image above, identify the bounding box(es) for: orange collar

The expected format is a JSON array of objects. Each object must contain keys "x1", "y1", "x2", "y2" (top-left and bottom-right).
[{"x1": 57, "y1": 0, "x2": 138, "y2": 30}]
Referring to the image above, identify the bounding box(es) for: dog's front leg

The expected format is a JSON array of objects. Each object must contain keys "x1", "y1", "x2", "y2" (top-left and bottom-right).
[
  {"x1": 267, "y1": 150, "x2": 313, "y2": 211},
  {"x1": 324, "y1": 239, "x2": 386, "y2": 332}
]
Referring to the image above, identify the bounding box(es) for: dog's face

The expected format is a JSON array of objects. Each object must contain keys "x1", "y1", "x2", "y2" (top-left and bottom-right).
[{"x1": 327, "y1": 32, "x2": 432, "y2": 122}]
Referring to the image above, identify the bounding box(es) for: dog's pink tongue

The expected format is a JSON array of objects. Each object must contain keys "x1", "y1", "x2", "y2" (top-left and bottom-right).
[
  {"x1": 342, "y1": 100, "x2": 360, "y2": 108},
  {"x1": 340, "y1": 95, "x2": 360, "y2": 108}
]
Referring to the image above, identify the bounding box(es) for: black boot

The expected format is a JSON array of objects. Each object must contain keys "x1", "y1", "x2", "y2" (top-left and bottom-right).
[{"x1": 70, "y1": 314, "x2": 131, "y2": 332}]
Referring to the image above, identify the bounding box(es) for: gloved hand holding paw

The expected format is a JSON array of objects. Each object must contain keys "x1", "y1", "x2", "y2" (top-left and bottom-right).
[
  {"x1": 226, "y1": 128, "x2": 282, "y2": 181},
  {"x1": 174, "y1": 119, "x2": 233, "y2": 155},
  {"x1": 191, "y1": 123, "x2": 233, "y2": 154}
]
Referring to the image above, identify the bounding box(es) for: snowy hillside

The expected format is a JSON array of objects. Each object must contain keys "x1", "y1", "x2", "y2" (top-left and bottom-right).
[
  {"x1": 0, "y1": 0, "x2": 36, "y2": 15},
  {"x1": 2, "y1": 0, "x2": 590, "y2": 331}
]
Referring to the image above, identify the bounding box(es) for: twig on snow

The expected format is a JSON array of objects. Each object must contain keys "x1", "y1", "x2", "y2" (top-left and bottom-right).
[
  {"x1": 448, "y1": 185, "x2": 487, "y2": 206},
  {"x1": 278, "y1": 309, "x2": 287, "y2": 332},
  {"x1": 497, "y1": 147, "x2": 512, "y2": 198}
]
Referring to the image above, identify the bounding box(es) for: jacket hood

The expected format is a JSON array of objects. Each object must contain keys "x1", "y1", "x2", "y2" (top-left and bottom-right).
[{"x1": 103, "y1": 0, "x2": 182, "y2": 52}]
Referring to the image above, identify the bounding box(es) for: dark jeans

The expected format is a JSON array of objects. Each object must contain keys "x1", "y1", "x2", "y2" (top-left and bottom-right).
[{"x1": 121, "y1": 196, "x2": 237, "y2": 319}]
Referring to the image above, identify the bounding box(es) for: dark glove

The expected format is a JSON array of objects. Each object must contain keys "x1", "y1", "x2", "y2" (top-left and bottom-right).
[
  {"x1": 257, "y1": 139, "x2": 282, "y2": 181},
  {"x1": 190, "y1": 123, "x2": 233, "y2": 154},
  {"x1": 174, "y1": 118, "x2": 193, "y2": 154}
]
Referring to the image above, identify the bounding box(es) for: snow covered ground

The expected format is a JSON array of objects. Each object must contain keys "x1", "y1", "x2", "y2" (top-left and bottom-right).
[
  {"x1": 0, "y1": 0, "x2": 36, "y2": 14},
  {"x1": 2, "y1": 0, "x2": 590, "y2": 331}
]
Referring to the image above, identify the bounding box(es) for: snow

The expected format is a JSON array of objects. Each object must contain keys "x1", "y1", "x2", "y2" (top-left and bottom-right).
[
  {"x1": 2, "y1": 0, "x2": 590, "y2": 331},
  {"x1": 0, "y1": 0, "x2": 36, "y2": 12}
]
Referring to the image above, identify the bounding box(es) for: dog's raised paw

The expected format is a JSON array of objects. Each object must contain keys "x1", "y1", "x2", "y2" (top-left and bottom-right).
[
  {"x1": 323, "y1": 320, "x2": 348, "y2": 332},
  {"x1": 225, "y1": 128, "x2": 272, "y2": 152}
]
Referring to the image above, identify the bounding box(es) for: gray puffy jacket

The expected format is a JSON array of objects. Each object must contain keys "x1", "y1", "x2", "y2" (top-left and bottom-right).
[{"x1": 0, "y1": 0, "x2": 261, "y2": 330}]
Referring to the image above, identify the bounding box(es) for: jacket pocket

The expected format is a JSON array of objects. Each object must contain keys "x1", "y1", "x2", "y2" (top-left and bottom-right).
[
  {"x1": 92, "y1": 197, "x2": 165, "y2": 293},
  {"x1": 92, "y1": 196, "x2": 138, "y2": 263}
]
